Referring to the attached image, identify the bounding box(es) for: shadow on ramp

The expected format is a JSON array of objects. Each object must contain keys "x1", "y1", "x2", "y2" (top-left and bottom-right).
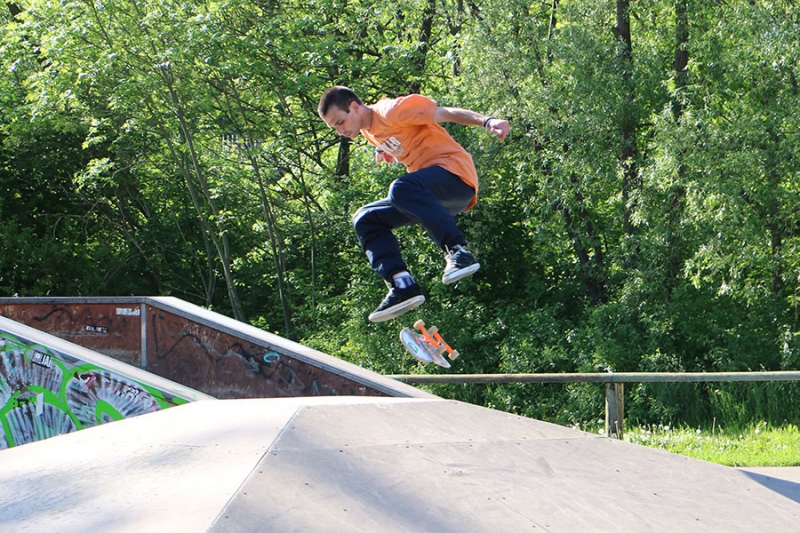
[{"x1": 739, "y1": 469, "x2": 800, "y2": 504}]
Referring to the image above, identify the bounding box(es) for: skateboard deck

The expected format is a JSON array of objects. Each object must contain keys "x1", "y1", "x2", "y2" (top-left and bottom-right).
[
  {"x1": 400, "y1": 327, "x2": 451, "y2": 368},
  {"x1": 399, "y1": 320, "x2": 459, "y2": 369}
]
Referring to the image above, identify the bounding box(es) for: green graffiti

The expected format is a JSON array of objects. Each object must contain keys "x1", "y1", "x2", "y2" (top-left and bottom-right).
[{"x1": 0, "y1": 330, "x2": 186, "y2": 448}]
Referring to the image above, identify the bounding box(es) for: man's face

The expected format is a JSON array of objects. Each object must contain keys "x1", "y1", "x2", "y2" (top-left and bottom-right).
[{"x1": 322, "y1": 101, "x2": 360, "y2": 139}]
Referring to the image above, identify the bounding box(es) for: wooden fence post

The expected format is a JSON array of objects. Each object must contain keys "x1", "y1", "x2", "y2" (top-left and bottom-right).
[{"x1": 605, "y1": 383, "x2": 624, "y2": 439}]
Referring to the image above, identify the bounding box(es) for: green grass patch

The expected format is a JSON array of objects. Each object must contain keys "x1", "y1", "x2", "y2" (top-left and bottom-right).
[{"x1": 625, "y1": 422, "x2": 800, "y2": 467}]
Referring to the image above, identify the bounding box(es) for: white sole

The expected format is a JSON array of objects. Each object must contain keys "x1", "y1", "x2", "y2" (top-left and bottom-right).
[
  {"x1": 442, "y1": 263, "x2": 481, "y2": 285},
  {"x1": 368, "y1": 295, "x2": 426, "y2": 323}
]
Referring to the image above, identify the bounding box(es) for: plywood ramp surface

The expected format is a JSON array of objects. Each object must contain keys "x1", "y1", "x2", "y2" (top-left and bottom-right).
[
  {"x1": 1, "y1": 397, "x2": 798, "y2": 533},
  {"x1": 210, "y1": 400, "x2": 800, "y2": 533}
]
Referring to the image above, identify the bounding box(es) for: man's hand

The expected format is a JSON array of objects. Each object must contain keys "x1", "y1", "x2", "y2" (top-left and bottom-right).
[
  {"x1": 484, "y1": 118, "x2": 510, "y2": 141},
  {"x1": 375, "y1": 149, "x2": 396, "y2": 164}
]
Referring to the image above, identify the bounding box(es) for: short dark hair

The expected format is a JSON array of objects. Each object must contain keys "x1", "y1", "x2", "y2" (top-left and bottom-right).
[{"x1": 318, "y1": 86, "x2": 362, "y2": 117}]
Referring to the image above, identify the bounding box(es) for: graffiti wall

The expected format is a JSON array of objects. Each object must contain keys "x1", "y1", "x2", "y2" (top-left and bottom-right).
[
  {"x1": 0, "y1": 330, "x2": 199, "y2": 449},
  {"x1": 0, "y1": 297, "x2": 432, "y2": 403},
  {"x1": 0, "y1": 298, "x2": 410, "y2": 400},
  {"x1": 146, "y1": 307, "x2": 387, "y2": 399},
  {"x1": 0, "y1": 301, "x2": 144, "y2": 366}
]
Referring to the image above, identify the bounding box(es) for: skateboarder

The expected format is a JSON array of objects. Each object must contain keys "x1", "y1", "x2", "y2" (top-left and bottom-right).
[{"x1": 318, "y1": 86, "x2": 510, "y2": 322}]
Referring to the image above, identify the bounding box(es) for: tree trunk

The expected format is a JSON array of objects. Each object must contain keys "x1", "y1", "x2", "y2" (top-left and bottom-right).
[
  {"x1": 156, "y1": 64, "x2": 246, "y2": 321},
  {"x1": 666, "y1": 0, "x2": 689, "y2": 287},
  {"x1": 409, "y1": 0, "x2": 436, "y2": 94},
  {"x1": 615, "y1": 0, "x2": 641, "y2": 266},
  {"x1": 251, "y1": 157, "x2": 295, "y2": 338}
]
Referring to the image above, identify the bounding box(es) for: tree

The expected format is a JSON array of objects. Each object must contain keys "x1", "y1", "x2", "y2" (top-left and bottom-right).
[{"x1": 5, "y1": 0, "x2": 800, "y2": 427}]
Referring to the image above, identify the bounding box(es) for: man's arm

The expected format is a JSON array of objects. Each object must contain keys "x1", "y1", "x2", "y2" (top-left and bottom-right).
[{"x1": 434, "y1": 106, "x2": 510, "y2": 141}]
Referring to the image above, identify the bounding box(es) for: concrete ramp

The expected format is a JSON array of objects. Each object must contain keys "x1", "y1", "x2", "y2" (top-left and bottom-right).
[{"x1": 1, "y1": 397, "x2": 798, "y2": 532}]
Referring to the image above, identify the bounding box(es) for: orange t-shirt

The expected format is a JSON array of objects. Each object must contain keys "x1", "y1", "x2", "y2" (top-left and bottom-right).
[{"x1": 361, "y1": 94, "x2": 479, "y2": 209}]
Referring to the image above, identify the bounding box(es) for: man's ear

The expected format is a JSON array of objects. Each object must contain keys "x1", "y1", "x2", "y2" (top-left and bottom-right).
[{"x1": 348, "y1": 100, "x2": 360, "y2": 114}]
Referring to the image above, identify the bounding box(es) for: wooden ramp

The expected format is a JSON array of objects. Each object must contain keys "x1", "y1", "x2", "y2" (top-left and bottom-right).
[{"x1": 0, "y1": 396, "x2": 798, "y2": 532}]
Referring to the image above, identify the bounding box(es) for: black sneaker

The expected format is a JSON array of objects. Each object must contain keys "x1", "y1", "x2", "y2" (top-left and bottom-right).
[
  {"x1": 442, "y1": 245, "x2": 481, "y2": 284},
  {"x1": 368, "y1": 282, "x2": 426, "y2": 323}
]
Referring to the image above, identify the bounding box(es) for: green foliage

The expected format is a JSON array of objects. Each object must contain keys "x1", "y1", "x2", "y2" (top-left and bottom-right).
[{"x1": 2, "y1": 0, "x2": 800, "y2": 428}]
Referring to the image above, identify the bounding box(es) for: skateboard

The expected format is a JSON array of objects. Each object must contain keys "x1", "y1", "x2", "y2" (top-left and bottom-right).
[{"x1": 399, "y1": 319, "x2": 460, "y2": 369}]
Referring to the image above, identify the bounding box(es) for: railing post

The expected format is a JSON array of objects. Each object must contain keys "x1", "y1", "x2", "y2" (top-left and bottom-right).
[{"x1": 605, "y1": 383, "x2": 624, "y2": 439}]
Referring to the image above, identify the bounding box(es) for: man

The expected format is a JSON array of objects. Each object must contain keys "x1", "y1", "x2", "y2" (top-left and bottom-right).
[{"x1": 318, "y1": 86, "x2": 510, "y2": 322}]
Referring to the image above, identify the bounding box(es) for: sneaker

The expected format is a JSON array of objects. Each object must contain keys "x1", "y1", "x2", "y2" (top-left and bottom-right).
[
  {"x1": 368, "y1": 282, "x2": 425, "y2": 322},
  {"x1": 442, "y1": 245, "x2": 481, "y2": 284}
]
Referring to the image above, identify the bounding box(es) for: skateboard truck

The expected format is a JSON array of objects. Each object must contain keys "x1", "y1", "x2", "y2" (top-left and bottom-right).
[{"x1": 413, "y1": 319, "x2": 459, "y2": 361}]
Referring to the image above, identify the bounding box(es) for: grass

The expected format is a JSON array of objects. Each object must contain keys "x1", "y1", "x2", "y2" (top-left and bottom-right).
[{"x1": 624, "y1": 421, "x2": 800, "y2": 467}]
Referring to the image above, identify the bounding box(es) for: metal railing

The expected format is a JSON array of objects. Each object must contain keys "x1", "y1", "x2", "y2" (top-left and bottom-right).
[{"x1": 388, "y1": 371, "x2": 800, "y2": 439}]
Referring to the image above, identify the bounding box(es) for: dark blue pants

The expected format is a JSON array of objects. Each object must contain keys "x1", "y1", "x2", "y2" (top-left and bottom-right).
[{"x1": 352, "y1": 166, "x2": 475, "y2": 282}]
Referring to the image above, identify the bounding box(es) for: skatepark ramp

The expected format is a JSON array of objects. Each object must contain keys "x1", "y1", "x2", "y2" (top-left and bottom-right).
[
  {"x1": 2, "y1": 298, "x2": 799, "y2": 531},
  {"x1": 1, "y1": 395, "x2": 799, "y2": 532},
  {"x1": 0, "y1": 296, "x2": 429, "y2": 401},
  {"x1": 0, "y1": 296, "x2": 427, "y2": 449}
]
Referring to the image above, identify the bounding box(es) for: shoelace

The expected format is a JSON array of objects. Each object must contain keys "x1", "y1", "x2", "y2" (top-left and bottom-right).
[{"x1": 445, "y1": 245, "x2": 462, "y2": 267}]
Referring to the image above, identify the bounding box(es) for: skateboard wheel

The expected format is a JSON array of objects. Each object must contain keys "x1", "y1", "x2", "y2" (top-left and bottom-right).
[
  {"x1": 413, "y1": 319, "x2": 426, "y2": 330},
  {"x1": 428, "y1": 326, "x2": 438, "y2": 335},
  {"x1": 437, "y1": 345, "x2": 446, "y2": 355},
  {"x1": 449, "y1": 350, "x2": 460, "y2": 360}
]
